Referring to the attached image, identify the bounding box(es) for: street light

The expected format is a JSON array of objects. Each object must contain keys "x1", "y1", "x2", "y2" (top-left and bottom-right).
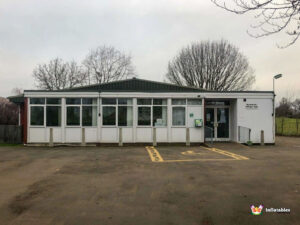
[
  {"x1": 273, "y1": 74, "x2": 283, "y2": 143},
  {"x1": 273, "y1": 74, "x2": 282, "y2": 93}
]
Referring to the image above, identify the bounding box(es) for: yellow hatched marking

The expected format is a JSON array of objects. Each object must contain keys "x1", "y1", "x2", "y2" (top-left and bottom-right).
[
  {"x1": 146, "y1": 146, "x2": 164, "y2": 162},
  {"x1": 202, "y1": 147, "x2": 249, "y2": 160}
]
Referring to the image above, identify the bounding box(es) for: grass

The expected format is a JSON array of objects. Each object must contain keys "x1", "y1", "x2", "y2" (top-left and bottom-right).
[{"x1": 276, "y1": 117, "x2": 300, "y2": 136}]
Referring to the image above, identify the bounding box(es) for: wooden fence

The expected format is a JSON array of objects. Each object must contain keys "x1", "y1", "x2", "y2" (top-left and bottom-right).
[
  {"x1": 0, "y1": 125, "x2": 22, "y2": 144},
  {"x1": 276, "y1": 117, "x2": 300, "y2": 136}
]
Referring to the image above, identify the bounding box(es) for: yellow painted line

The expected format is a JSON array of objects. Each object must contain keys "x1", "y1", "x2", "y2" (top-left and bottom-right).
[
  {"x1": 163, "y1": 159, "x2": 237, "y2": 162},
  {"x1": 202, "y1": 147, "x2": 249, "y2": 160},
  {"x1": 146, "y1": 146, "x2": 164, "y2": 162}
]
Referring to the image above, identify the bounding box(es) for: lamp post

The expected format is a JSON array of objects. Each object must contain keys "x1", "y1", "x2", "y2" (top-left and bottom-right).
[{"x1": 273, "y1": 74, "x2": 282, "y2": 143}]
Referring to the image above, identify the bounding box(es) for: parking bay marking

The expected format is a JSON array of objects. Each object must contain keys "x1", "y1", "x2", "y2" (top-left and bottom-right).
[
  {"x1": 146, "y1": 146, "x2": 249, "y2": 162},
  {"x1": 202, "y1": 147, "x2": 249, "y2": 160},
  {"x1": 146, "y1": 146, "x2": 164, "y2": 162}
]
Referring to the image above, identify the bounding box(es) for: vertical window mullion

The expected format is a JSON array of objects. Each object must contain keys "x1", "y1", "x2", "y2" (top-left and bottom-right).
[{"x1": 116, "y1": 105, "x2": 118, "y2": 127}]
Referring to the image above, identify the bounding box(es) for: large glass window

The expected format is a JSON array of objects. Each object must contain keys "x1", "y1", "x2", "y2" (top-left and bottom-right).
[
  {"x1": 46, "y1": 106, "x2": 61, "y2": 126},
  {"x1": 30, "y1": 98, "x2": 45, "y2": 104},
  {"x1": 46, "y1": 98, "x2": 61, "y2": 127},
  {"x1": 138, "y1": 107, "x2": 151, "y2": 126},
  {"x1": 82, "y1": 106, "x2": 97, "y2": 126},
  {"x1": 187, "y1": 99, "x2": 202, "y2": 105},
  {"x1": 30, "y1": 106, "x2": 44, "y2": 126},
  {"x1": 65, "y1": 98, "x2": 97, "y2": 126},
  {"x1": 153, "y1": 99, "x2": 167, "y2": 105},
  {"x1": 102, "y1": 98, "x2": 116, "y2": 105},
  {"x1": 172, "y1": 99, "x2": 186, "y2": 105},
  {"x1": 103, "y1": 107, "x2": 116, "y2": 126},
  {"x1": 118, "y1": 106, "x2": 133, "y2": 126},
  {"x1": 47, "y1": 98, "x2": 61, "y2": 104},
  {"x1": 82, "y1": 98, "x2": 97, "y2": 126},
  {"x1": 118, "y1": 98, "x2": 133, "y2": 105},
  {"x1": 137, "y1": 99, "x2": 152, "y2": 105},
  {"x1": 66, "y1": 98, "x2": 81, "y2": 105},
  {"x1": 136, "y1": 98, "x2": 167, "y2": 127},
  {"x1": 67, "y1": 107, "x2": 80, "y2": 126},
  {"x1": 153, "y1": 106, "x2": 167, "y2": 126},
  {"x1": 82, "y1": 98, "x2": 97, "y2": 105},
  {"x1": 172, "y1": 107, "x2": 186, "y2": 126}
]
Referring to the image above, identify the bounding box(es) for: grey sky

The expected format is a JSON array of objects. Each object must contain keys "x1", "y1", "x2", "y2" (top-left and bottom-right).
[{"x1": 0, "y1": 0, "x2": 299, "y2": 101}]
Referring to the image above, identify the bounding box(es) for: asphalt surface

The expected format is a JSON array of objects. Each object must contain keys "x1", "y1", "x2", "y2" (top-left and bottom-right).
[{"x1": 0, "y1": 136, "x2": 299, "y2": 225}]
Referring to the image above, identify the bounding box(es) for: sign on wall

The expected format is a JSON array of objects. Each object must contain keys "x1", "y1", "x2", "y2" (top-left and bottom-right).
[{"x1": 245, "y1": 103, "x2": 258, "y2": 110}]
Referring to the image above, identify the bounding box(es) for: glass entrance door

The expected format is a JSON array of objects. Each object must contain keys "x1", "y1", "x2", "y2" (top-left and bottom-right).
[
  {"x1": 205, "y1": 107, "x2": 230, "y2": 141},
  {"x1": 217, "y1": 108, "x2": 229, "y2": 139},
  {"x1": 205, "y1": 108, "x2": 215, "y2": 139}
]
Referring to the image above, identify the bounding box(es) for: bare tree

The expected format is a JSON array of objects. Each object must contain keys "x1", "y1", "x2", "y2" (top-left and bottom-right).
[
  {"x1": 166, "y1": 40, "x2": 255, "y2": 91},
  {"x1": 276, "y1": 97, "x2": 293, "y2": 117},
  {"x1": 83, "y1": 46, "x2": 135, "y2": 84},
  {"x1": 211, "y1": 0, "x2": 300, "y2": 47},
  {"x1": 0, "y1": 97, "x2": 18, "y2": 125},
  {"x1": 33, "y1": 58, "x2": 88, "y2": 90}
]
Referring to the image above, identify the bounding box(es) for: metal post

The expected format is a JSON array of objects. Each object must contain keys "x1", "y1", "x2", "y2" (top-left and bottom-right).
[
  {"x1": 119, "y1": 127, "x2": 123, "y2": 147},
  {"x1": 81, "y1": 128, "x2": 86, "y2": 146},
  {"x1": 49, "y1": 128, "x2": 54, "y2": 147},
  {"x1": 186, "y1": 128, "x2": 190, "y2": 146},
  {"x1": 261, "y1": 130, "x2": 264, "y2": 146},
  {"x1": 18, "y1": 105, "x2": 21, "y2": 126},
  {"x1": 153, "y1": 127, "x2": 157, "y2": 147}
]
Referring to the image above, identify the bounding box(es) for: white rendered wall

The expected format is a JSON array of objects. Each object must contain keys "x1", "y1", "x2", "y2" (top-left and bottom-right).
[{"x1": 237, "y1": 98, "x2": 274, "y2": 143}]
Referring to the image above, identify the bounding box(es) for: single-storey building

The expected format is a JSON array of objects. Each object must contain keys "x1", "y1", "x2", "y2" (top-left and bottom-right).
[{"x1": 8, "y1": 78, "x2": 275, "y2": 145}]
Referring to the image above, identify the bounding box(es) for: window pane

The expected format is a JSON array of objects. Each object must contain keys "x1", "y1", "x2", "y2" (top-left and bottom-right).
[
  {"x1": 138, "y1": 107, "x2": 151, "y2": 125},
  {"x1": 67, "y1": 107, "x2": 80, "y2": 126},
  {"x1": 82, "y1": 106, "x2": 97, "y2": 126},
  {"x1": 102, "y1": 98, "x2": 116, "y2": 105},
  {"x1": 30, "y1": 98, "x2": 45, "y2": 104},
  {"x1": 153, "y1": 106, "x2": 167, "y2": 126},
  {"x1": 46, "y1": 106, "x2": 61, "y2": 126},
  {"x1": 118, "y1": 98, "x2": 133, "y2": 105},
  {"x1": 30, "y1": 106, "x2": 44, "y2": 125},
  {"x1": 82, "y1": 98, "x2": 97, "y2": 105},
  {"x1": 206, "y1": 100, "x2": 230, "y2": 106},
  {"x1": 137, "y1": 99, "x2": 152, "y2": 105},
  {"x1": 103, "y1": 106, "x2": 116, "y2": 125},
  {"x1": 172, "y1": 99, "x2": 186, "y2": 105},
  {"x1": 153, "y1": 99, "x2": 167, "y2": 105},
  {"x1": 46, "y1": 98, "x2": 61, "y2": 104},
  {"x1": 66, "y1": 98, "x2": 81, "y2": 105},
  {"x1": 172, "y1": 107, "x2": 186, "y2": 126},
  {"x1": 187, "y1": 99, "x2": 202, "y2": 105},
  {"x1": 118, "y1": 106, "x2": 133, "y2": 126}
]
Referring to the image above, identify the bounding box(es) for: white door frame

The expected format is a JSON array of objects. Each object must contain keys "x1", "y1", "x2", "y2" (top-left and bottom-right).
[{"x1": 205, "y1": 106, "x2": 230, "y2": 142}]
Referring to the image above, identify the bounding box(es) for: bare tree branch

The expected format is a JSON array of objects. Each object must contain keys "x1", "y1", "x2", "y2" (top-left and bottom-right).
[
  {"x1": 33, "y1": 58, "x2": 88, "y2": 90},
  {"x1": 83, "y1": 46, "x2": 135, "y2": 84},
  {"x1": 211, "y1": 0, "x2": 300, "y2": 47},
  {"x1": 166, "y1": 40, "x2": 255, "y2": 91}
]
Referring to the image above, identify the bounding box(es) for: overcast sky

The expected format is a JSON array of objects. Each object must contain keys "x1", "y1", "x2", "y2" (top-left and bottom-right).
[{"x1": 0, "y1": 0, "x2": 299, "y2": 101}]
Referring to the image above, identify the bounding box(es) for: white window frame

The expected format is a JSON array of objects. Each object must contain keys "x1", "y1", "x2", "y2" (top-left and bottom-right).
[
  {"x1": 46, "y1": 98, "x2": 62, "y2": 127},
  {"x1": 117, "y1": 98, "x2": 133, "y2": 127},
  {"x1": 101, "y1": 98, "x2": 117, "y2": 127},
  {"x1": 137, "y1": 98, "x2": 168, "y2": 127},
  {"x1": 137, "y1": 105, "x2": 152, "y2": 127},
  {"x1": 171, "y1": 98, "x2": 187, "y2": 127},
  {"x1": 82, "y1": 98, "x2": 98, "y2": 128},
  {"x1": 29, "y1": 105, "x2": 46, "y2": 127},
  {"x1": 65, "y1": 98, "x2": 82, "y2": 127}
]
